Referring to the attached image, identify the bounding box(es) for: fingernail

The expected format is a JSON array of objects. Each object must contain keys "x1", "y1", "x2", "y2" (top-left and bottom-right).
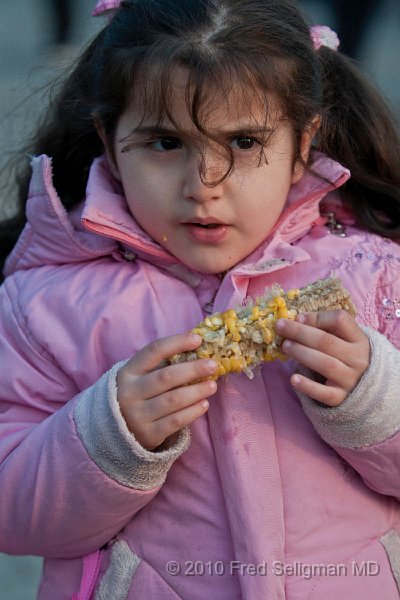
[
  {"x1": 208, "y1": 380, "x2": 217, "y2": 392},
  {"x1": 191, "y1": 334, "x2": 202, "y2": 344},
  {"x1": 291, "y1": 375, "x2": 300, "y2": 386},
  {"x1": 282, "y1": 340, "x2": 292, "y2": 351},
  {"x1": 202, "y1": 399, "x2": 209, "y2": 410},
  {"x1": 205, "y1": 360, "x2": 217, "y2": 371},
  {"x1": 275, "y1": 319, "x2": 286, "y2": 331},
  {"x1": 296, "y1": 314, "x2": 306, "y2": 323}
]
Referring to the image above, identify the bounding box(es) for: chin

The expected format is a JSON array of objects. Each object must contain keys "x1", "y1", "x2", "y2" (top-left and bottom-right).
[
  {"x1": 176, "y1": 246, "x2": 238, "y2": 275},
  {"x1": 186, "y1": 259, "x2": 235, "y2": 276}
]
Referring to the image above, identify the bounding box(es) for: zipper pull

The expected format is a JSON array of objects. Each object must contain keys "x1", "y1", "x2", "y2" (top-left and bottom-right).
[
  {"x1": 322, "y1": 212, "x2": 347, "y2": 237},
  {"x1": 122, "y1": 250, "x2": 137, "y2": 261}
]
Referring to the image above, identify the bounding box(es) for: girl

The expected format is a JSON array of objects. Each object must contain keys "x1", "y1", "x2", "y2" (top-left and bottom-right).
[{"x1": 1, "y1": 0, "x2": 400, "y2": 598}]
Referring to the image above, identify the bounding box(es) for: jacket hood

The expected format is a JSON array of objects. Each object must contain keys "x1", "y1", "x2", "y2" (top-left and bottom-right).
[{"x1": 4, "y1": 152, "x2": 350, "y2": 280}]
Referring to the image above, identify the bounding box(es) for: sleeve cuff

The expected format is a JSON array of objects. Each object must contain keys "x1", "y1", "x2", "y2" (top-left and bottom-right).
[
  {"x1": 296, "y1": 326, "x2": 400, "y2": 449},
  {"x1": 73, "y1": 361, "x2": 190, "y2": 490}
]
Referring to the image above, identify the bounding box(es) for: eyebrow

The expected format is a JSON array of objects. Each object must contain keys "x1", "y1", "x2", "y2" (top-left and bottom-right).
[{"x1": 118, "y1": 124, "x2": 274, "y2": 143}]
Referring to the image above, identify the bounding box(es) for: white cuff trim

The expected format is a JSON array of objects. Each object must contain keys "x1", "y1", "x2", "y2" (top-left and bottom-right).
[
  {"x1": 297, "y1": 327, "x2": 400, "y2": 449},
  {"x1": 73, "y1": 361, "x2": 190, "y2": 489}
]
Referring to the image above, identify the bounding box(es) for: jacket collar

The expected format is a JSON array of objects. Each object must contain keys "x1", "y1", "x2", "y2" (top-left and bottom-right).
[
  {"x1": 5, "y1": 152, "x2": 350, "y2": 285},
  {"x1": 230, "y1": 152, "x2": 351, "y2": 279}
]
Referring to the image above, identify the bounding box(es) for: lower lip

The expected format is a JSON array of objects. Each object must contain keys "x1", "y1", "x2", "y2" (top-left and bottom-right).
[{"x1": 184, "y1": 224, "x2": 229, "y2": 243}]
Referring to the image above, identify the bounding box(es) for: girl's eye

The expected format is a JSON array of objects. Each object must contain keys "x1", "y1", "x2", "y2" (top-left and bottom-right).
[
  {"x1": 150, "y1": 137, "x2": 182, "y2": 151},
  {"x1": 231, "y1": 136, "x2": 258, "y2": 150}
]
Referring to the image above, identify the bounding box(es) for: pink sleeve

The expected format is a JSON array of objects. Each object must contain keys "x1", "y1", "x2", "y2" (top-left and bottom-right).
[
  {"x1": 297, "y1": 273, "x2": 400, "y2": 501},
  {"x1": 336, "y1": 431, "x2": 400, "y2": 500},
  {"x1": 0, "y1": 283, "x2": 188, "y2": 558}
]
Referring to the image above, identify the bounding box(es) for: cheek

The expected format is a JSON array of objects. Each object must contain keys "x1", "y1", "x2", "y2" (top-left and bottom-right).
[
  {"x1": 117, "y1": 165, "x2": 162, "y2": 216},
  {"x1": 125, "y1": 193, "x2": 160, "y2": 224},
  {"x1": 123, "y1": 183, "x2": 172, "y2": 243},
  {"x1": 243, "y1": 174, "x2": 290, "y2": 217},
  {"x1": 239, "y1": 185, "x2": 290, "y2": 240}
]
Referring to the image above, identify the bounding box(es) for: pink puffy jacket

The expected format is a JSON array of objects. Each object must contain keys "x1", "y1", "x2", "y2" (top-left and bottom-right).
[{"x1": 1, "y1": 152, "x2": 400, "y2": 600}]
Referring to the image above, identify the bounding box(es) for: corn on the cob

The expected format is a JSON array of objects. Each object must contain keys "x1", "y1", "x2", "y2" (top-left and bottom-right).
[{"x1": 169, "y1": 277, "x2": 356, "y2": 380}]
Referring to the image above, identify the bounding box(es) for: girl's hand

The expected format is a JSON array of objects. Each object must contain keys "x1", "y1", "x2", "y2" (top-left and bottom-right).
[
  {"x1": 275, "y1": 310, "x2": 370, "y2": 407},
  {"x1": 116, "y1": 333, "x2": 218, "y2": 450}
]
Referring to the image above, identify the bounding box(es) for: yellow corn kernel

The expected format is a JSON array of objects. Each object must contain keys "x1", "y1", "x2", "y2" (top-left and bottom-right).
[
  {"x1": 261, "y1": 327, "x2": 273, "y2": 344},
  {"x1": 222, "y1": 309, "x2": 237, "y2": 320},
  {"x1": 197, "y1": 349, "x2": 210, "y2": 358},
  {"x1": 225, "y1": 317, "x2": 241, "y2": 341},
  {"x1": 287, "y1": 288, "x2": 300, "y2": 300},
  {"x1": 217, "y1": 364, "x2": 227, "y2": 377},
  {"x1": 251, "y1": 306, "x2": 260, "y2": 320},
  {"x1": 221, "y1": 357, "x2": 231, "y2": 372},
  {"x1": 229, "y1": 357, "x2": 244, "y2": 372},
  {"x1": 278, "y1": 307, "x2": 289, "y2": 319},
  {"x1": 225, "y1": 317, "x2": 237, "y2": 330},
  {"x1": 274, "y1": 296, "x2": 286, "y2": 308}
]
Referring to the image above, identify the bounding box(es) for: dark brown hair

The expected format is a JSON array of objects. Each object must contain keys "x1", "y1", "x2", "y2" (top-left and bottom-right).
[{"x1": 1, "y1": 0, "x2": 400, "y2": 275}]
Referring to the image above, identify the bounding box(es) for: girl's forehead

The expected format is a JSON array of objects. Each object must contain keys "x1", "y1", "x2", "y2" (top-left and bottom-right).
[{"x1": 126, "y1": 67, "x2": 279, "y2": 131}]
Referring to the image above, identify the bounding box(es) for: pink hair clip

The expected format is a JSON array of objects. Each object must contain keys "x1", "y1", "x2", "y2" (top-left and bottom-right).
[
  {"x1": 310, "y1": 25, "x2": 340, "y2": 51},
  {"x1": 92, "y1": 0, "x2": 122, "y2": 17}
]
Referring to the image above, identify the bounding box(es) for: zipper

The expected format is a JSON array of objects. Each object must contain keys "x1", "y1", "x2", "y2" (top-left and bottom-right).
[
  {"x1": 71, "y1": 550, "x2": 102, "y2": 600},
  {"x1": 81, "y1": 219, "x2": 177, "y2": 264}
]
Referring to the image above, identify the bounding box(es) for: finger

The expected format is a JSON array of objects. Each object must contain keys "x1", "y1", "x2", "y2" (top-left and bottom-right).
[
  {"x1": 126, "y1": 332, "x2": 203, "y2": 376},
  {"x1": 282, "y1": 339, "x2": 354, "y2": 386},
  {"x1": 133, "y1": 358, "x2": 218, "y2": 400},
  {"x1": 148, "y1": 398, "x2": 211, "y2": 448},
  {"x1": 142, "y1": 379, "x2": 217, "y2": 420},
  {"x1": 294, "y1": 309, "x2": 361, "y2": 343},
  {"x1": 276, "y1": 317, "x2": 349, "y2": 365},
  {"x1": 291, "y1": 373, "x2": 345, "y2": 407}
]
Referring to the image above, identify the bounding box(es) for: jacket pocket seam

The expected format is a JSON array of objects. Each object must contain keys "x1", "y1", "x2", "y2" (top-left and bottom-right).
[{"x1": 305, "y1": 533, "x2": 398, "y2": 600}]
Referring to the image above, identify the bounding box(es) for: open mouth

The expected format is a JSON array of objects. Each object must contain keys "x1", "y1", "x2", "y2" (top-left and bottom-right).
[
  {"x1": 191, "y1": 223, "x2": 222, "y2": 229},
  {"x1": 184, "y1": 221, "x2": 229, "y2": 243}
]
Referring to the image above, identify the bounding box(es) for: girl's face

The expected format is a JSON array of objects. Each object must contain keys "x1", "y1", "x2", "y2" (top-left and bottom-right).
[{"x1": 106, "y1": 69, "x2": 314, "y2": 275}]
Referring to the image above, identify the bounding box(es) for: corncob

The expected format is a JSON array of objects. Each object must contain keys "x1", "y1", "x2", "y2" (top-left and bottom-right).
[{"x1": 169, "y1": 277, "x2": 356, "y2": 380}]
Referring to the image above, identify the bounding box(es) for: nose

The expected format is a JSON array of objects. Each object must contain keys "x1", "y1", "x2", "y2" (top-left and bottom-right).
[{"x1": 182, "y1": 151, "x2": 226, "y2": 203}]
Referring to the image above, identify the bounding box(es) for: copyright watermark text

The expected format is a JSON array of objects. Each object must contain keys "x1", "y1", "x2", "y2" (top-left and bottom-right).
[{"x1": 165, "y1": 560, "x2": 380, "y2": 579}]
